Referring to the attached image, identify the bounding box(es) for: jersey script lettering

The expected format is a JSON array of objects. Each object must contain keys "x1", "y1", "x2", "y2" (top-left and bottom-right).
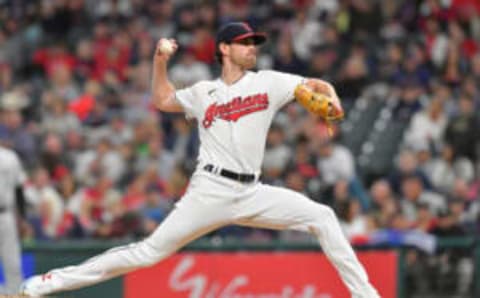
[{"x1": 202, "y1": 93, "x2": 269, "y2": 128}]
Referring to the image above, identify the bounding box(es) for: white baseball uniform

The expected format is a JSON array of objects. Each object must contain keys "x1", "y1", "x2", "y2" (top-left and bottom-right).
[
  {"x1": 0, "y1": 146, "x2": 26, "y2": 294},
  {"x1": 21, "y1": 70, "x2": 380, "y2": 298}
]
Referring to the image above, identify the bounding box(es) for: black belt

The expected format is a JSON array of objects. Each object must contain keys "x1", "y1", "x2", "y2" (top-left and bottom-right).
[
  {"x1": 203, "y1": 164, "x2": 256, "y2": 183},
  {"x1": 0, "y1": 206, "x2": 8, "y2": 213}
]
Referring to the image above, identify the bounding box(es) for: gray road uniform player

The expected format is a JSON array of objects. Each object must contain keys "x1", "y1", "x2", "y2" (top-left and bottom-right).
[
  {"x1": 0, "y1": 146, "x2": 26, "y2": 294},
  {"x1": 21, "y1": 23, "x2": 380, "y2": 298}
]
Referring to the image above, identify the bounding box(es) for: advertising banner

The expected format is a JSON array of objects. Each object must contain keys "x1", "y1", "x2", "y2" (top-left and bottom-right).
[{"x1": 125, "y1": 251, "x2": 396, "y2": 298}]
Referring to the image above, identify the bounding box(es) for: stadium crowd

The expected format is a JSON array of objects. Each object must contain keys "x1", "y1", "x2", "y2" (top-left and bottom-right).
[{"x1": 1, "y1": 1, "x2": 480, "y2": 292}]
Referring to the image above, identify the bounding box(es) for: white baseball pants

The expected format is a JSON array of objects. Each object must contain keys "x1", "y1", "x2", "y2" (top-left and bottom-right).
[
  {"x1": 37, "y1": 171, "x2": 379, "y2": 297},
  {"x1": 0, "y1": 212, "x2": 23, "y2": 294}
]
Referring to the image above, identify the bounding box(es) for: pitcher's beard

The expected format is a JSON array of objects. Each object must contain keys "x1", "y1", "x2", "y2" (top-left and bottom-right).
[
  {"x1": 242, "y1": 56, "x2": 256, "y2": 69},
  {"x1": 231, "y1": 53, "x2": 257, "y2": 69}
]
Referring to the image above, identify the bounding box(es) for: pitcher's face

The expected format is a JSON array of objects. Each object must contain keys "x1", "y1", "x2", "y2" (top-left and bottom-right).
[{"x1": 227, "y1": 38, "x2": 258, "y2": 69}]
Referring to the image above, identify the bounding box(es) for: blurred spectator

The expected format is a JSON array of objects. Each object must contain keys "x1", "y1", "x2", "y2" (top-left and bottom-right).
[
  {"x1": 131, "y1": 118, "x2": 156, "y2": 156},
  {"x1": 103, "y1": 114, "x2": 133, "y2": 146},
  {"x1": 32, "y1": 42, "x2": 76, "y2": 78},
  {"x1": 369, "y1": 180, "x2": 399, "y2": 229},
  {"x1": 472, "y1": 53, "x2": 480, "y2": 82},
  {"x1": 460, "y1": 76, "x2": 479, "y2": 103},
  {"x1": 74, "y1": 138, "x2": 125, "y2": 185},
  {"x1": 121, "y1": 174, "x2": 148, "y2": 212},
  {"x1": 74, "y1": 39, "x2": 96, "y2": 83},
  {"x1": 83, "y1": 97, "x2": 111, "y2": 127},
  {"x1": 0, "y1": 108, "x2": 37, "y2": 167},
  {"x1": 263, "y1": 124, "x2": 292, "y2": 183},
  {"x1": 448, "y1": 179, "x2": 479, "y2": 229},
  {"x1": 188, "y1": 26, "x2": 216, "y2": 65},
  {"x1": 274, "y1": 103, "x2": 307, "y2": 143},
  {"x1": 336, "y1": 46, "x2": 369, "y2": 101},
  {"x1": 286, "y1": 135, "x2": 318, "y2": 179},
  {"x1": 403, "y1": 96, "x2": 447, "y2": 151},
  {"x1": 315, "y1": 139, "x2": 367, "y2": 208},
  {"x1": 41, "y1": 96, "x2": 81, "y2": 136},
  {"x1": 140, "y1": 188, "x2": 170, "y2": 235},
  {"x1": 273, "y1": 35, "x2": 306, "y2": 75},
  {"x1": 284, "y1": 170, "x2": 307, "y2": 194},
  {"x1": 69, "y1": 80, "x2": 101, "y2": 121},
  {"x1": 412, "y1": 141, "x2": 435, "y2": 176},
  {"x1": 69, "y1": 175, "x2": 120, "y2": 235},
  {"x1": 448, "y1": 20, "x2": 478, "y2": 60},
  {"x1": 168, "y1": 116, "x2": 198, "y2": 167},
  {"x1": 0, "y1": 63, "x2": 14, "y2": 93},
  {"x1": 39, "y1": 0, "x2": 73, "y2": 40},
  {"x1": 287, "y1": 9, "x2": 322, "y2": 61},
  {"x1": 169, "y1": 49, "x2": 212, "y2": 88},
  {"x1": 428, "y1": 144, "x2": 475, "y2": 194},
  {"x1": 63, "y1": 129, "x2": 86, "y2": 169},
  {"x1": 48, "y1": 63, "x2": 81, "y2": 102},
  {"x1": 197, "y1": 3, "x2": 218, "y2": 31},
  {"x1": 174, "y1": 4, "x2": 197, "y2": 46},
  {"x1": 24, "y1": 167, "x2": 64, "y2": 239},
  {"x1": 348, "y1": 0, "x2": 382, "y2": 37},
  {"x1": 316, "y1": 139, "x2": 355, "y2": 187},
  {"x1": 129, "y1": 33, "x2": 154, "y2": 66},
  {"x1": 135, "y1": 135, "x2": 175, "y2": 181},
  {"x1": 392, "y1": 80, "x2": 424, "y2": 122},
  {"x1": 148, "y1": 1, "x2": 176, "y2": 41},
  {"x1": 431, "y1": 81, "x2": 456, "y2": 116},
  {"x1": 388, "y1": 149, "x2": 432, "y2": 194},
  {"x1": 163, "y1": 165, "x2": 189, "y2": 200},
  {"x1": 414, "y1": 203, "x2": 436, "y2": 232},
  {"x1": 122, "y1": 61, "x2": 155, "y2": 123},
  {"x1": 337, "y1": 199, "x2": 372, "y2": 244},
  {"x1": 91, "y1": 0, "x2": 133, "y2": 20},
  {"x1": 95, "y1": 29, "x2": 131, "y2": 82},
  {"x1": 399, "y1": 175, "x2": 446, "y2": 222},
  {"x1": 56, "y1": 170, "x2": 78, "y2": 205},
  {"x1": 306, "y1": 45, "x2": 337, "y2": 80},
  {"x1": 0, "y1": 27, "x2": 24, "y2": 71},
  {"x1": 378, "y1": 42, "x2": 404, "y2": 82},
  {"x1": 1, "y1": 90, "x2": 30, "y2": 112},
  {"x1": 393, "y1": 42, "x2": 432, "y2": 88},
  {"x1": 443, "y1": 39, "x2": 463, "y2": 87},
  {"x1": 444, "y1": 95, "x2": 479, "y2": 161},
  {"x1": 39, "y1": 133, "x2": 67, "y2": 177},
  {"x1": 333, "y1": 179, "x2": 353, "y2": 204},
  {"x1": 422, "y1": 17, "x2": 449, "y2": 69}
]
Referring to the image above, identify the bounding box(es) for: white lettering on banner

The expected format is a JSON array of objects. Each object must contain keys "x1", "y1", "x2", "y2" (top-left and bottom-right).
[
  {"x1": 169, "y1": 256, "x2": 207, "y2": 297},
  {"x1": 168, "y1": 256, "x2": 333, "y2": 298}
]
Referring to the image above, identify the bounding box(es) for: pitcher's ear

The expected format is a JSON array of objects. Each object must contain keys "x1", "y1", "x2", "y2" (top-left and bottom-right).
[{"x1": 221, "y1": 42, "x2": 231, "y2": 55}]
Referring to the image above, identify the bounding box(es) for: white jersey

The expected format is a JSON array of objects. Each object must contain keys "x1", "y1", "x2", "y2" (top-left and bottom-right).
[
  {"x1": 0, "y1": 147, "x2": 26, "y2": 209},
  {"x1": 176, "y1": 70, "x2": 304, "y2": 174}
]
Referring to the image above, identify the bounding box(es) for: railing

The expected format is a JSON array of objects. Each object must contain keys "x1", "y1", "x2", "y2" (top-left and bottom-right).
[{"x1": 22, "y1": 236, "x2": 479, "y2": 298}]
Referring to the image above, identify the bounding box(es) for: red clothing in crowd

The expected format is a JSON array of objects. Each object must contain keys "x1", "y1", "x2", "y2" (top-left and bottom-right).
[
  {"x1": 69, "y1": 93, "x2": 96, "y2": 120},
  {"x1": 189, "y1": 37, "x2": 216, "y2": 64},
  {"x1": 92, "y1": 37, "x2": 131, "y2": 81},
  {"x1": 33, "y1": 48, "x2": 76, "y2": 77}
]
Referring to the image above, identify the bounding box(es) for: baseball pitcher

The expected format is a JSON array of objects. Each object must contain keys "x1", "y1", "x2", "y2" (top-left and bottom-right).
[{"x1": 21, "y1": 23, "x2": 380, "y2": 298}]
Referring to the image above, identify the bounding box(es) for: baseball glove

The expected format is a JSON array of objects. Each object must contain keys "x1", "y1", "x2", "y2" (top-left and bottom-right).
[{"x1": 294, "y1": 83, "x2": 344, "y2": 122}]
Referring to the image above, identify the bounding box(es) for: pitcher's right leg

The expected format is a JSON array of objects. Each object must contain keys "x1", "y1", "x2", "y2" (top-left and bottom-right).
[{"x1": 21, "y1": 192, "x2": 232, "y2": 297}]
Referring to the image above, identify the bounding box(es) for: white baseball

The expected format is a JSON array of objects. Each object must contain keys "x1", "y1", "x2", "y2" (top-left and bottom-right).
[{"x1": 159, "y1": 39, "x2": 174, "y2": 55}]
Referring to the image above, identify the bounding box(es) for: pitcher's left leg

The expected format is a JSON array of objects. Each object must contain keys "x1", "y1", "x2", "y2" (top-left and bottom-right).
[{"x1": 234, "y1": 184, "x2": 380, "y2": 298}]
